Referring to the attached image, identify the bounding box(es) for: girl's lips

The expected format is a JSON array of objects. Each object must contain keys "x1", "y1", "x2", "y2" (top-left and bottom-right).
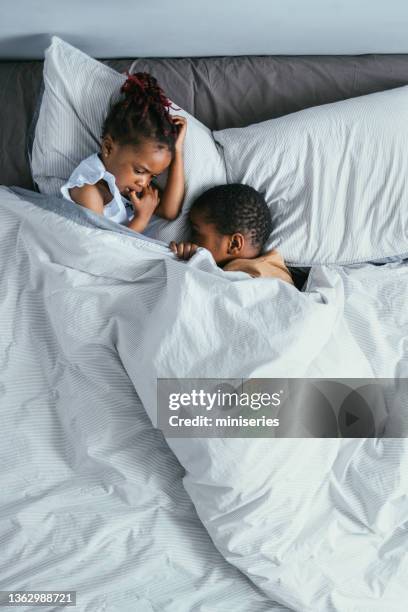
[{"x1": 123, "y1": 187, "x2": 143, "y2": 198}]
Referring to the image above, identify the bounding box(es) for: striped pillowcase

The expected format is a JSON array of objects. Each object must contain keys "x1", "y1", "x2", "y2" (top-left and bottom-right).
[{"x1": 214, "y1": 87, "x2": 408, "y2": 265}]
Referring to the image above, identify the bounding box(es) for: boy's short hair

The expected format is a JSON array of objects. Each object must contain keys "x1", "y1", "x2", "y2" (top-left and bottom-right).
[{"x1": 191, "y1": 184, "x2": 272, "y2": 251}]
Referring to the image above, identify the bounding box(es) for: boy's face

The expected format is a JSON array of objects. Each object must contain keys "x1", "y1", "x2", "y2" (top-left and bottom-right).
[
  {"x1": 189, "y1": 209, "x2": 259, "y2": 265},
  {"x1": 189, "y1": 209, "x2": 230, "y2": 264}
]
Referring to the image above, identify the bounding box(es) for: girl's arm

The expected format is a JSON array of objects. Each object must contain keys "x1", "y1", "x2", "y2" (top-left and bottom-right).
[
  {"x1": 155, "y1": 116, "x2": 187, "y2": 221},
  {"x1": 69, "y1": 185, "x2": 105, "y2": 215}
]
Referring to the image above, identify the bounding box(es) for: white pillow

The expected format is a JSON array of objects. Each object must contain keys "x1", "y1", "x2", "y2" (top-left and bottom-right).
[
  {"x1": 214, "y1": 87, "x2": 408, "y2": 265},
  {"x1": 31, "y1": 37, "x2": 226, "y2": 243}
]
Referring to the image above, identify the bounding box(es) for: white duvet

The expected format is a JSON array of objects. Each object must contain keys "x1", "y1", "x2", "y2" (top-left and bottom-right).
[{"x1": 0, "y1": 186, "x2": 407, "y2": 612}]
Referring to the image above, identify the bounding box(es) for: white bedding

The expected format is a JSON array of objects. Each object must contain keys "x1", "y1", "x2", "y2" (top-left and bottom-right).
[
  {"x1": 214, "y1": 85, "x2": 408, "y2": 266},
  {"x1": 0, "y1": 186, "x2": 407, "y2": 611}
]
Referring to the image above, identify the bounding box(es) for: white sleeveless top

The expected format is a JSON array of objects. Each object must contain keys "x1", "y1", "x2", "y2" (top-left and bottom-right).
[{"x1": 60, "y1": 153, "x2": 135, "y2": 225}]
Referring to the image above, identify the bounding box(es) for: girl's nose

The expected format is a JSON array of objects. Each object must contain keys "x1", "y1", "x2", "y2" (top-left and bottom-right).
[{"x1": 136, "y1": 176, "x2": 149, "y2": 189}]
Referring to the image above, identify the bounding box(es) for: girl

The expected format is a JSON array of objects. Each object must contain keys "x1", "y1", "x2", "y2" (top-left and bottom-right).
[{"x1": 61, "y1": 72, "x2": 187, "y2": 233}]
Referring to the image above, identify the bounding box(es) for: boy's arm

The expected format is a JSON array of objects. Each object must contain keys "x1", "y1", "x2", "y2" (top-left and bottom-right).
[
  {"x1": 155, "y1": 116, "x2": 187, "y2": 221},
  {"x1": 69, "y1": 185, "x2": 104, "y2": 215}
]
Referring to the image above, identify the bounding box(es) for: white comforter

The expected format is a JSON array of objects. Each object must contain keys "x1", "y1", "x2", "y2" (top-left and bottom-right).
[{"x1": 0, "y1": 186, "x2": 407, "y2": 612}]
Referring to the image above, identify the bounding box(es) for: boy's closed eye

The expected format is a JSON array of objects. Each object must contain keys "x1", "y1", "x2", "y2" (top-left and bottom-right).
[{"x1": 190, "y1": 224, "x2": 200, "y2": 239}]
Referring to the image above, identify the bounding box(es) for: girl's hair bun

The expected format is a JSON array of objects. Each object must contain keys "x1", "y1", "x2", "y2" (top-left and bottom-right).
[
  {"x1": 121, "y1": 72, "x2": 174, "y2": 120},
  {"x1": 102, "y1": 71, "x2": 179, "y2": 151}
]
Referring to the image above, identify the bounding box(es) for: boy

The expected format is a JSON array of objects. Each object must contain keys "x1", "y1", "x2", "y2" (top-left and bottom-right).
[{"x1": 170, "y1": 184, "x2": 294, "y2": 285}]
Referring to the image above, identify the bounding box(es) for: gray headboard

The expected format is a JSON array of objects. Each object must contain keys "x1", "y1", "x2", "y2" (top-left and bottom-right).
[{"x1": 2, "y1": 54, "x2": 408, "y2": 189}]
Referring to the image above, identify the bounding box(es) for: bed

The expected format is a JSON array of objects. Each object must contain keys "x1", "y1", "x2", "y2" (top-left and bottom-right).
[{"x1": 1, "y1": 43, "x2": 408, "y2": 612}]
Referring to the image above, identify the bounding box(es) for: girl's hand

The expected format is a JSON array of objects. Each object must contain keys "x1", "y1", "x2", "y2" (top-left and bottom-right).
[
  {"x1": 170, "y1": 240, "x2": 198, "y2": 260},
  {"x1": 129, "y1": 184, "x2": 160, "y2": 220},
  {"x1": 171, "y1": 115, "x2": 187, "y2": 153}
]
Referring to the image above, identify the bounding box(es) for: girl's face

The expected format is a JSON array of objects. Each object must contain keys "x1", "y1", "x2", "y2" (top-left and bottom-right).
[{"x1": 101, "y1": 136, "x2": 172, "y2": 195}]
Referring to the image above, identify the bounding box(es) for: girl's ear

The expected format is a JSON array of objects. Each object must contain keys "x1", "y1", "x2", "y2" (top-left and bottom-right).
[
  {"x1": 227, "y1": 233, "x2": 244, "y2": 255},
  {"x1": 101, "y1": 135, "x2": 114, "y2": 158}
]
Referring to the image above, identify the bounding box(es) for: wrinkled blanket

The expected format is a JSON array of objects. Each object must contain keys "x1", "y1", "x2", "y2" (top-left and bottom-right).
[{"x1": 1, "y1": 186, "x2": 407, "y2": 612}]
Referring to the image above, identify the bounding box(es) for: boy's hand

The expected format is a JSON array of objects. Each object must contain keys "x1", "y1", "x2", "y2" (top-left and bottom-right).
[
  {"x1": 171, "y1": 115, "x2": 187, "y2": 153},
  {"x1": 128, "y1": 184, "x2": 160, "y2": 219},
  {"x1": 170, "y1": 240, "x2": 198, "y2": 260}
]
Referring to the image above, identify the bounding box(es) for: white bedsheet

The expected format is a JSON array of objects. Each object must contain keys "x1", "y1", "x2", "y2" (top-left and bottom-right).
[{"x1": 0, "y1": 186, "x2": 407, "y2": 611}]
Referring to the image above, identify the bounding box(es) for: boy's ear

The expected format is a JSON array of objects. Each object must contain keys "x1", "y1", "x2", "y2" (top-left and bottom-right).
[{"x1": 227, "y1": 233, "x2": 245, "y2": 255}]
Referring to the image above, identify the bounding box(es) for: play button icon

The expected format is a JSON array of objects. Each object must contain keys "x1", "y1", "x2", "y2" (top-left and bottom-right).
[
  {"x1": 345, "y1": 411, "x2": 359, "y2": 427},
  {"x1": 338, "y1": 388, "x2": 377, "y2": 437}
]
